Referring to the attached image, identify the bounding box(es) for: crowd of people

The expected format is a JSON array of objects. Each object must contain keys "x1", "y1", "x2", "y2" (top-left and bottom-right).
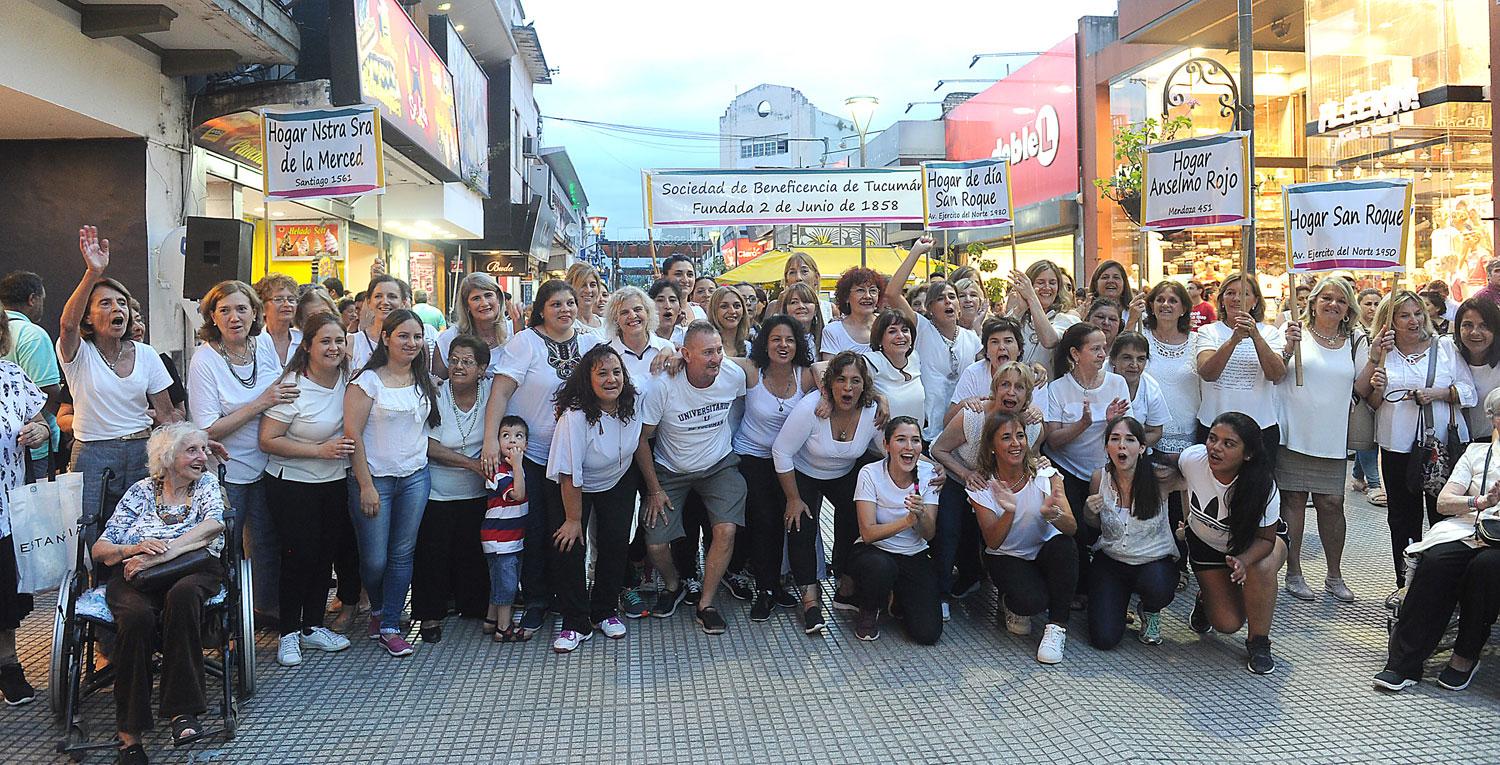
[{"x1": 1, "y1": 228, "x2": 1499, "y2": 761}]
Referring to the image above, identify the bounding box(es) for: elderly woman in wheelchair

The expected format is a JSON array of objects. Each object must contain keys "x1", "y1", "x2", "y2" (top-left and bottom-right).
[
  {"x1": 1374, "y1": 387, "x2": 1500, "y2": 694},
  {"x1": 89, "y1": 423, "x2": 226, "y2": 763}
]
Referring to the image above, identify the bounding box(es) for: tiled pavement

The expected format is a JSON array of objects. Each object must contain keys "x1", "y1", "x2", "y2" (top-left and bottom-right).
[{"x1": 3, "y1": 489, "x2": 1498, "y2": 764}]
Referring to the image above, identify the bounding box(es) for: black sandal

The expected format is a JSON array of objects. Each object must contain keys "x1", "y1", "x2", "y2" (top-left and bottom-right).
[
  {"x1": 170, "y1": 713, "x2": 206, "y2": 746},
  {"x1": 481, "y1": 618, "x2": 499, "y2": 635},
  {"x1": 117, "y1": 743, "x2": 148, "y2": 764},
  {"x1": 419, "y1": 624, "x2": 443, "y2": 644}
]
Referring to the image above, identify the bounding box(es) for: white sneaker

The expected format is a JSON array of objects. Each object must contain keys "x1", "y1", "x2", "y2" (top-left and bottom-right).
[
  {"x1": 595, "y1": 617, "x2": 627, "y2": 639},
  {"x1": 301, "y1": 626, "x2": 351, "y2": 653},
  {"x1": 940, "y1": 601, "x2": 951, "y2": 622},
  {"x1": 277, "y1": 633, "x2": 303, "y2": 667},
  {"x1": 1003, "y1": 600, "x2": 1032, "y2": 636},
  {"x1": 551, "y1": 629, "x2": 593, "y2": 653},
  {"x1": 1036, "y1": 623, "x2": 1067, "y2": 664}
]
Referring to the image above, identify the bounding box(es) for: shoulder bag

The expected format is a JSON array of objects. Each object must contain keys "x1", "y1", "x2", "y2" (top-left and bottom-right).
[
  {"x1": 1347, "y1": 333, "x2": 1376, "y2": 452},
  {"x1": 1406, "y1": 348, "x2": 1463, "y2": 496},
  {"x1": 1473, "y1": 444, "x2": 1500, "y2": 546}
]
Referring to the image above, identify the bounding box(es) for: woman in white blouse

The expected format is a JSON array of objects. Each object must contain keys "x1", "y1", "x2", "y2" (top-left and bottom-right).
[
  {"x1": 348, "y1": 274, "x2": 410, "y2": 372},
  {"x1": 258, "y1": 313, "x2": 355, "y2": 666},
  {"x1": 707, "y1": 286, "x2": 750, "y2": 358},
  {"x1": 344, "y1": 309, "x2": 440, "y2": 657},
  {"x1": 254, "y1": 273, "x2": 302, "y2": 366},
  {"x1": 946, "y1": 317, "x2": 1024, "y2": 426},
  {"x1": 1140, "y1": 282, "x2": 1198, "y2": 454},
  {"x1": 1452, "y1": 297, "x2": 1500, "y2": 443},
  {"x1": 187, "y1": 280, "x2": 294, "y2": 625},
  {"x1": 1276, "y1": 277, "x2": 1363, "y2": 603},
  {"x1": 434, "y1": 272, "x2": 512, "y2": 379},
  {"x1": 1009, "y1": 261, "x2": 1077, "y2": 379},
  {"x1": 648, "y1": 280, "x2": 686, "y2": 347},
  {"x1": 411, "y1": 336, "x2": 493, "y2": 645},
  {"x1": 885, "y1": 236, "x2": 982, "y2": 442},
  {"x1": 1195, "y1": 272, "x2": 1287, "y2": 455},
  {"x1": 546, "y1": 345, "x2": 644, "y2": 652},
  {"x1": 773, "y1": 352, "x2": 883, "y2": 635},
  {"x1": 566, "y1": 262, "x2": 607, "y2": 337},
  {"x1": 1357, "y1": 289, "x2": 1476, "y2": 587},
  {"x1": 774, "y1": 283, "x2": 826, "y2": 357},
  {"x1": 861, "y1": 310, "x2": 924, "y2": 426},
  {"x1": 821, "y1": 268, "x2": 885, "y2": 359}
]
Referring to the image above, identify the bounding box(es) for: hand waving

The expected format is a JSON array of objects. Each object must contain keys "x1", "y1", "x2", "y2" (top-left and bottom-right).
[{"x1": 79, "y1": 225, "x2": 110, "y2": 273}]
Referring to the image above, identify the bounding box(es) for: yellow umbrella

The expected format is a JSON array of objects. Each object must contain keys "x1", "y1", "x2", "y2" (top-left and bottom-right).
[{"x1": 719, "y1": 246, "x2": 941, "y2": 286}]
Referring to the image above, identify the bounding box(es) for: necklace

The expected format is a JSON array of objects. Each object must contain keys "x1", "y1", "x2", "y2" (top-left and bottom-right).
[
  {"x1": 765, "y1": 368, "x2": 797, "y2": 412},
  {"x1": 98, "y1": 340, "x2": 127, "y2": 371},
  {"x1": 152, "y1": 476, "x2": 195, "y2": 525},
  {"x1": 998, "y1": 471, "x2": 1028, "y2": 493},
  {"x1": 448, "y1": 386, "x2": 480, "y2": 450},
  {"x1": 1148, "y1": 330, "x2": 1189, "y2": 359},
  {"x1": 216, "y1": 341, "x2": 258, "y2": 388},
  {"x1": 1308, "y1": 325, "x2": 1346, "y2": 346}
]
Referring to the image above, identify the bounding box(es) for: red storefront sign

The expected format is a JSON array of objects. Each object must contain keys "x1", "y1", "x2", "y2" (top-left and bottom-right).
[
  {"x1": 944, "y1": 35, "x2": 1078, "y2": 211},
  {"x1": 720, "y1": 238, "x2": 768, "y2": 269}
]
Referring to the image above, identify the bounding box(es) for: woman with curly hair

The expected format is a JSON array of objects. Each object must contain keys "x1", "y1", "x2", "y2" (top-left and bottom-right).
[{"x1": 821, "y1": 267, "x2": 887, "y2": 359}]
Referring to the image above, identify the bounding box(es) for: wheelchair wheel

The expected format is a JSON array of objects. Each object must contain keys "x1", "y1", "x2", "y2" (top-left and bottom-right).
[
  {"x1": 48, "y1": 571, "x2": 80, "y2": 726},
  {"x1": 233, "y1": 558, "x2": 256, "y2": 699}
]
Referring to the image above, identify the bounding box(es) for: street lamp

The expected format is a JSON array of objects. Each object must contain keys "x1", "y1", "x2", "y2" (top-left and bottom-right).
[
  {"x1": 845, "y1": 95, "x2": 879, "y2": 268},
  {"x1": 707, "y1": 229, "x2": 722, "y2": 273}
]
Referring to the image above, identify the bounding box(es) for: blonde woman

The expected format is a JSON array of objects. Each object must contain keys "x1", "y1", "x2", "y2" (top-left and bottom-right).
[
  {"x1": 1008, "y1": 260, "x2": 1077, "y2": 378},
  {"x1": 435, "y1": 272, "x2": 512, "y2": 379},
  {"x1": 707, "y1": 286, "x2": 751, "y2": 357},
  {"x1": 566, "y1": 262, "x2": 606, "y2": 337},
  {"x1": 783, "y1": 252, "x2": 833, "y2": 321}
]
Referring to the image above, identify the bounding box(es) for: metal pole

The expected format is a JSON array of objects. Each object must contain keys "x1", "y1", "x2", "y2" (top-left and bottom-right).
[
  {"x1": 1238, "y1": 0, "x2": 1256, "y2": 275},
  {"x1": 859, "y1": 136, "x2": 868, "y2": 269}
]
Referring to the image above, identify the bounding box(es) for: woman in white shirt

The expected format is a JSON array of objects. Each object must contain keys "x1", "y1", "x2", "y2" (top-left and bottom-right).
[
  {"x1": 1375, "y1": 386, "x2": 1500, "y2": 693},
  {"x1": 782, "y1": 251, "x2": 834, "y2": 322},
  {"x1": 1107, "y1": 333, "x2": 1169, "y2": 448},
  {"x1": 845, "y1": 417, "x2": 941, "y2": 644},
  {"x1": 648, "y1": 280, "x2": 686, "y2": 347},
  {"x1": 254, "y1": 273, "x2": 302, "y2": 366},
  {"x1": 479, "y1": 280, "x2": 602, "y2": 636},
  {"x1": 1276, "y1": 276, "x2": 1363, "y2": 603},
  {"x1": 1088, "y1": 261, "x2": 1137, "y2": 328},
  {"x1": 258, "y1": 313, "x2": 355, "y2": 666},
  {"x1": 187, "y1": 280, "x2": 293, "y2": 624},
  {"x1": 434, "y1": 272, "x2": 512, "y2": 379},
  {"x1": 1080, "y1": 416, "x2": 1177, "y2": 650},
  {"x1": 773, "y1": 352, "x2": 883, "y2": 635},
  {"x1": 947, "y1": 317, "x2": 1024, "y2": 426},
  {"x1": 546, "y1": 345, "x2": 645, "y2": 652},
  {"x1": 410, "y1": 336, "x2": 493, "y2": 645},
  {"x1": 1452, "y1": 297, "x2": 1500, "y2": 443},
  {"x1": 774, "y1": 282, "x2": 826, "y2": 357},
  {"x1": 344, "y1": 309, "x2": 440, "y2": 658},
  {"x1": 1140, "y1": 282, "x2": 1198, "y2": 454},
  {"x1": 59, "y1": 227, "x2": 181, "y2": 526},
  {"x1": 1007, "y1": 262, "x2": 1076, "y2": 380},
  {"x1": 862, "y1": 310, "x2": 924, "y2": 426},
  {"x1": 1358, "y1": 289, "x2": 1476, "y2": 587},
  {"x1": 966, "y1": 411, "x2": 1078, "y2": 664},
  {"x1": 1172, "y1": 412, "x2": 1288, "y2": 675},
  {"x1": 885, "y1": 236, "x2": 982, "y2": 442},
  {"x1": 707, "y1": 286, "x2": 750, "y2": 358},
  {"x1": 820, "y1": 268, "x2": 885, "y2": 359},
  {"x1": 566, "y1": 262, "x2": 607, "y2": 337},
  {"x1": 1195, "y1": 272, "x2": 1287, "y2": 453},
  {"x1": 348, "y1": 274, "x2": 409, "y2": 372}
]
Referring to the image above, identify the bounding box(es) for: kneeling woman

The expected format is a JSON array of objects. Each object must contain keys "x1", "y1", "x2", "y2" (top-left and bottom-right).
[
  {"x1": 91, "y1": 423, "x2": 226, "y2": 762},
  {"x1": 846, "y1": 417, "x2": 942, "y2": 644},
  {"x1": 967, "y1": 412, "x2": 1079, "y2": 664},
  {"x1": 1081, "y1": 416, "x2": 1178, "y2": 649},
  {"x1": 1174, "y1": 412, "x2": 1288, "y2": 675}
]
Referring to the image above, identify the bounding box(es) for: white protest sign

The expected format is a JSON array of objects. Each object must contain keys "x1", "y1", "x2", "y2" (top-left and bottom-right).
[
  {"x1": 1140, "y1": 131, "x2": 1250, "y2": 231},
  {"x1": 921, "y1": 159, "x2": 1014, "y2": 230},
  {"x1": 263, "y1": 106, "x2": 384, "y2": 201},
  {"x1": 645, "y1": 168, "x2": 923, "y2": 226},
  {"x1": 1285, "y1": 179, "x2": 1412, "y2": 272}
]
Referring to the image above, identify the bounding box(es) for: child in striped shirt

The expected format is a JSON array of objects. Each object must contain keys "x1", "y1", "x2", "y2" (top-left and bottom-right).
[{"x1": 484, "y1": 416, "x2": 529, "y2": 641}]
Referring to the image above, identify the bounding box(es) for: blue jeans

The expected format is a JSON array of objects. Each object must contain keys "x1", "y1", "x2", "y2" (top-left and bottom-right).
[
  {"x1": 71, "y1": 438, "x2": 148, "y2": 522},
  {"x1": 1086, "y1": 553, "x2": 1177, "y2": 650},
  {"x1": 1352, "y1": 448, "x2": 1381, "y2": 490},
  {"x1": 225, "y1": 479, "x2": 276, "y2": 619},
  {"x1": 486, "y1": 553, "x2": 520, "y2": 606},
  {"x1": 348, "y1": 469, "x2": 430, "y2": 629},
  {"x1": 932, "y1": 477, "x2": 984, "y2": 596}
]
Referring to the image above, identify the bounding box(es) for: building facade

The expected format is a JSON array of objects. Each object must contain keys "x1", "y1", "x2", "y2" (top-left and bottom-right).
[{"x1": 719, "y1": 84, "x2": 851, "y2": 170}]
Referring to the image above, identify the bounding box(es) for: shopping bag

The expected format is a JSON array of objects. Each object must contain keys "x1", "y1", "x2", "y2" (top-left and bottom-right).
[{"x1": 8, "y1": 472, "x2": 84, "y2": 594}]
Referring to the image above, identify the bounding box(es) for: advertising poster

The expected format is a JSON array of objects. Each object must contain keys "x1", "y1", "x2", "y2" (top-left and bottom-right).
[
  {"x1": 354, "y1": 0, "x2": 460, "y2": 175},
  {"x1": 646, "y1": 168, "x2": 924, "y2": 227},
  {"x1": 409, "y1": 251, "x2": 437, "y2": 296},
  {"x1": 921, "y1": 158, "x2": 1013, "y2": 230},
  {"x1": 1140, "y1": 132, "x2": 1251, "y2": 231},
  {"x1": 1284, "y1": 179, "x2": 1412, "y2": 272},
  {"x1": 263, "y1": 107, "x2": 384, "y2": 200},
  {"x1": 445, "y1": 23, "x2": 489, "y2": 195},
  {"x1": 274, "y1": 223, "x2": 342, "y2": 261}
]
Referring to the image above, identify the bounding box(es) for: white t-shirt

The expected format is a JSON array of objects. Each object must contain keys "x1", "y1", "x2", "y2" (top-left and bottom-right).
[
  {"x1": 547, "y1": 407, "x2": 643, "y2": 492},
  {"x1": 1041, "y1": 370, "x2": 1134, "y2": 479},
  {"x1": 1143, "y1": 328, "x2": 1200, "y2": 450},
  {"x1": 257, "y1": 327, "x2": 303, "y2": 367},
  {"x1": 610, "y1": 335, "x2": 675, "y2": 400},
  {"x1": 1128, "y1": 373, "x2": 1172, "y2": 431},
  {"x1": 573, "y1": 318, "x2": 608, "y2": 339},
  {"x1": 427, "y1": 378, "x2": 491, "y2": 500},
  {"x1": 1178, "y1": 444, "x2": 1280, "y2": 554},
  {"x1": 1020, "y1": 310, "x2": 1079, "y2": 379},
  {"x1": 863, "y1": 350, "x2": 925, "y2": 426},
  {"x1": 351, "y1": 372, "x2": 431, "y2": 477},
  {"x1": 495, "y1": 328, "x2": 602, "y2": 464},
  {"x1": 734, "y1": 368, "x2": 812, "y2": 458},
  {"x1": 1194, "y1": 320, "x2": 1286, "y2": 428},
  {"x1": 1277, "y1": 334, "x2": 1363, "y2": 459},
  {"x1": 187, "y1": 339, "x2": 283, "y2": 484},
  {"x1": 854, "y1": 460, "x2": 939, "y2": 555},
  {"x1": 950, "y1": 359, "x2": 994, "y2": 406},
  {"x1": 1375, "y1": 336, "x2": 1475, "y2": 452},
  {"x1": 820, "y1": 321, "x2": 871, "y2": 357},
  {"x1": 346, "y1": 329, "x2": 381, "y2": 373},
  {"x1": 967, "y1": 473, "x2": 1059, "y2": 560},
  {"x1": 59, "y1": 340, "x2": 173, "y2": 442},
  {"x1": 771, "y1": 393, "x2": 880, "y2": 479},
  {"x1": 641, "y1": 361, "x2": 747, "y2": 474},
  {"x1": 436, "y1": 326, "x2": 505, "y2": 378},
  {"x1": 263, "y1": 372, "x2": 348, "y2": 484},
  {"x1": 915, "y1": 315, "x2": 981, "y2": 441}
]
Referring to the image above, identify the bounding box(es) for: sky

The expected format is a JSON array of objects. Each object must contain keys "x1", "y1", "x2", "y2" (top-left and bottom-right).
[{"x1": 525, "y1": 0, "x2": 1119, "y2": 241}]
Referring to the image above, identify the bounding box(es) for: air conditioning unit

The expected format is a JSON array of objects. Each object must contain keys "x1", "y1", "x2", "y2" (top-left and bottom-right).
[{"x1": 522, "y1": 136, "x2": 538, "y2": 157}]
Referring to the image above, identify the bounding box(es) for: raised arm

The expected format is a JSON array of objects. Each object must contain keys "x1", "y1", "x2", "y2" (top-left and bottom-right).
[
  {"x1": 59, "y1": 225, "x2": 111, "y2": 363},
  {"x1": 883, "y1": 235, "x2": 932, "y2": 324}
]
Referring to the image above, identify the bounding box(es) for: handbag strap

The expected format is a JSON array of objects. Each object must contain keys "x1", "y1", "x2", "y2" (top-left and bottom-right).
[{"x1": 1419, "y1": 343, "x2": 1439, "y2": 436}]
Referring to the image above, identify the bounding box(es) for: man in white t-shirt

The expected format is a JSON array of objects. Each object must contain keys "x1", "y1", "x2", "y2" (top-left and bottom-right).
[{"x1": 636, "y1": 322, "x2": 747, "y2": 634}]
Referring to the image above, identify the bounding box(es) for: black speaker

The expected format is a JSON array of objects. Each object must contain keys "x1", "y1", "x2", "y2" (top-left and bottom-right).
[{"x1": 183, "y1": 216, "x2": 254, "y2": 300}]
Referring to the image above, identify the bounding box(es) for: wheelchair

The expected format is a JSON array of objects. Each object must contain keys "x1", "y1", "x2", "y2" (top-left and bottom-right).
[
  {"x1": 1384, "y1": 551, "x2": 1460, "y2": 650},
  {"x1": 48, "y1": 467, "x2": 256, "y2": 760}
]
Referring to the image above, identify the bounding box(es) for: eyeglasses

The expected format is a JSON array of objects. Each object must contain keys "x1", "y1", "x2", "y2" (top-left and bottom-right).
[
  {"x1": 1382, "y1": 389, "x2": 1418, "y2": 402},
  {"x1": 449, "y1": 358, "x2": 479, "y2": 369},
  {"x1": 268, "y1": 296, "x2": 298, "y2": 305}
]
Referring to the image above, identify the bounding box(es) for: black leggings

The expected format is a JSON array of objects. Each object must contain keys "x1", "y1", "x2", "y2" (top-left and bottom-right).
[
  {"x1": 983, "y1": 535, "x2": 1079, "y2": 623},
  {"x1": 845, "y1": 544, "x2": 943, "y2": 645},
  {"x1": 739, "y1": 455, "x2": 787, "y2": 591},
  {"x1": 787, "y1": 467, "x2": 860, "y2": 586},
  {"x1": 1378, "y1": 449, "x2": 1442, "y2": 587},
  {"x1": 1059, "y1": 468, "x2": 1096, "y2": 595},
  {"x1": 1385, "y1": 540, "x2": 1500, "y2": 678},
  {"x1": 263, "y1": 473, "x2": 345, "y2": 635},
  {"x1": 410, "y1": 497, "x2": 490, "y2": 621}
]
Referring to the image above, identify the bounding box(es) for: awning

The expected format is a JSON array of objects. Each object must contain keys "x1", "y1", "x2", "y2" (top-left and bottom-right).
[{"x1": 719, "y1": 247, "x2": 941, "y2": 286}]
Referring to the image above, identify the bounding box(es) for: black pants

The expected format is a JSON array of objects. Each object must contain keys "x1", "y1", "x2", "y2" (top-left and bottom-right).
[
  {"x1": 1059, "y1": 467, "x2": 1096, "y2": 595},
  {"x1": 1385, "y1": 540, "x2": 1500, "y2": 679},
  {"x1": 263, "y1": 473, "x2": 345, "y2": 634},
  {"x1": 411, "y1": 497, "x2": 490, "y2": 621},
  {"x1": 1379, "y1": 449, "x2": 1443, "y2": 587},
  {"x1": 106, "y1": 564, "x2": 222, "y2": 735},
  {"x1": 983, "y1": 535, "x2": 1079, "y2": 623},
  {"x1": 1086, "y1": 554, "x2": 1177, "y2": 649},
  {"x1": 787, "y1": 467, "x2": 859, "y2": 586},
  {"x1": 550, "y1": 471, "x2": 639, "y2": 633},
  {"x1": 329, "y1": 483, "x2": 362, "y2": 606},
  {"x1": 521, "y1": 458, "x2": 562, "y2": 609},
  {"x1": 845, "y1": 543, "x2": 943, "y2": 645},
  {"x1": 739, "y1": 455, "x2": 787, "y2": 591},
  {"x1": 1167, "y1": 490, "x2": 1189, "y2": 575},
  {"x1": 933, "y1": 477, "x2": 984, "y2": 596}
]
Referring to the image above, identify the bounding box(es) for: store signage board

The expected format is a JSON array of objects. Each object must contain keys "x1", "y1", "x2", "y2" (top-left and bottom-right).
[
  {"x1": 921, "y1": 158, "x2": 1013, "y2": 230},
  {"x1": 350, "y1": 0, "x2": 460, "y2": 177},
  {"x1": 645, "y1": 168, "x2": 924, "y2": 226},
  {"x1": 1285, "y1": 179, "x2": 1412, "y2": 272},
  {"x1": 273, "y1": 222, "x2": 343, "y2": 261},
  {"x1": 1140, "y1": 131, "x2": 1251, "y2": 231},
  {"x1": 442, "y1": 21, "x2": 489, "y2": 195},
  {"x1": 1316, "y1": 77, "x2": 1421, "y2": 134},
  {"x1": 262, "y1": 107, "x2": 385, "y2": 201}
]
